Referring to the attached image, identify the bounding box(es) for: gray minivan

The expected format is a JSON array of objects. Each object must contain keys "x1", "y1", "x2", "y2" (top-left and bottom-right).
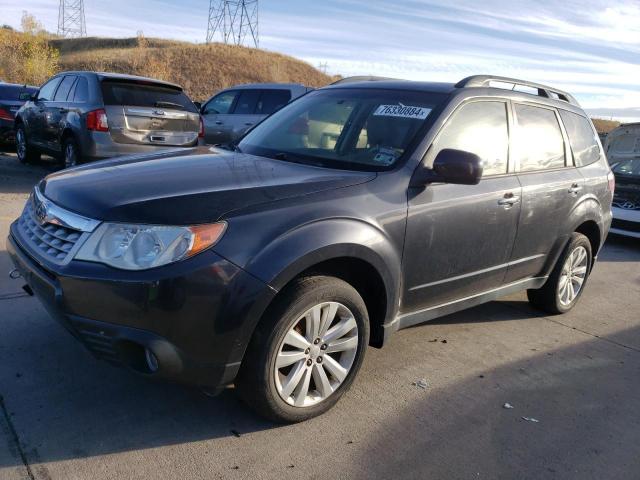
[
  {"x1": 201, "y1": 83, "x2": 311, "y2": 145},
  {"x1": 15, "y1": 72, "x2": 201, "y2": 167}
]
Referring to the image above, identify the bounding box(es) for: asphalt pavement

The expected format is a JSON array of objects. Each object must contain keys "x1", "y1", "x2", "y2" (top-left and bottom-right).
[{"x1": 1, "y1": 151, "x2": 639, "y2": 480}]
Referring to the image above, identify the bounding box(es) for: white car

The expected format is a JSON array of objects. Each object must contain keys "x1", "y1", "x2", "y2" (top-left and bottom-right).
[{"x1": 605, "y1": 123, "x2": 640, "y2": 238}]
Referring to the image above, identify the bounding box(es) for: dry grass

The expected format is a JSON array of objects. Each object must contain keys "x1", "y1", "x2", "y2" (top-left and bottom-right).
[
  {"x1": 54, "y1": 36, "x2": 334, "y2": 101},
  {"x1": 591, "y1": 118, "x2": 621, "y2": 134}
]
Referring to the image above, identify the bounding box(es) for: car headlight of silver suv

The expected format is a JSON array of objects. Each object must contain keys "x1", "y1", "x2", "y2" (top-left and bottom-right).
[{"x1": 75, "y1": 222, "x2": 227, "y2": 270}]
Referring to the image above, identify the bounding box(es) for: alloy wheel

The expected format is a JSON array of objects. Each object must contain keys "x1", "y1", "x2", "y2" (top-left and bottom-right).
[
  {"x1": 16, "y1": 129, "x2": 26, "y2": 161},
  {"x1": 274, "y1": 301, "x2": 359, "y2": 407},
  {"x1": 558, "y1": 245, "x2": 588, "y2": 306},
  {"x1": 64, "y1": 142, "x2": 77, "y2": 168}
]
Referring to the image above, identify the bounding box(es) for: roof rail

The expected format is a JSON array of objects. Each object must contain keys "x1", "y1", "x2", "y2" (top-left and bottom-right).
[
  {"x1": 330, "y1": 76, "x2": 400, "y2": 85},
  {"x1": 455, "y1": 75, "x2": 579, "y2": 106}
]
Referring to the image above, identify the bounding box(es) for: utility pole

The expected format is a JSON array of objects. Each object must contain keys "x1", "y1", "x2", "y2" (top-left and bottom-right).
[
  {"x1": 207, "y1": 0, "x2": 259, "y2": 48},
  {"x1": 57, "y1": 0, "x2": 87, "y2": 38}
]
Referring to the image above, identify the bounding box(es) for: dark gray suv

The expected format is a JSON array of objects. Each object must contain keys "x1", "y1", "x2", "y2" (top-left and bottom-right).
[
  {"x1": 15, "y1": 72, "x2": 201, "y2": 167},
  {"x1": 7, "y1": 75, "x2": 613, "y2": 422}
]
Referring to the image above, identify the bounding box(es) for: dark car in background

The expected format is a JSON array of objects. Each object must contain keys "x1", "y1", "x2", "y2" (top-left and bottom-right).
[
  {"x1": 8, "y1": 75, "x2": 612, "y2": 423},
  {"x1": 15, "y1": 72, "x2": 202, "y2": 168},
  {"x1": 201, "y1": 83, "x2": 310, "y2": 145},
  {"x1": 0, "y1": 82, "x2": 38, "y2": 144}
]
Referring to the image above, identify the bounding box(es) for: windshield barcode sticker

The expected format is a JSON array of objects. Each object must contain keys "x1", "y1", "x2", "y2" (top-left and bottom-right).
[{"x1": 373, "y1": 104, "x2": 431, "y2": 120}]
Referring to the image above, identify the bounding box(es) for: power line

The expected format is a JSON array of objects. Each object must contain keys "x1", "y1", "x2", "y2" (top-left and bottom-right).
[
  {"x1": 57, "y1": 0, "x2": 87, "y2": 38},
  {"x1": 207, "y1": 0, "x2": 259, "y2": 48}
]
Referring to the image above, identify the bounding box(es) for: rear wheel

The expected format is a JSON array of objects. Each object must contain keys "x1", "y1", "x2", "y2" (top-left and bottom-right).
[
  {"x1": 15, "y1": 125, "x2": 40, "y2": 164},
  {"x1": 527, "y1": 232, "x2": 592, "y2": 314},
  {"x1": 236, "y1": 276, "x2": 369, "y2": 423},
  {"x1": 62, "y1": 136, "x2": 81, "y2": 168}
]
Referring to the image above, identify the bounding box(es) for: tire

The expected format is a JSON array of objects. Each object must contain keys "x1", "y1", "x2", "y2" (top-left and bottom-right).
[
  {"x1": 15, "y1": 125, "x2": 40, "y2": 164},
  {"x1": 527, "y1": 232, "x2": 592, "y2": 314},
  {"x1": 61, "y1": 136, "x2": 81, "y2": 168},
  {"x1": 236, "y1": 275, "x2": 370, "y2": 423}
]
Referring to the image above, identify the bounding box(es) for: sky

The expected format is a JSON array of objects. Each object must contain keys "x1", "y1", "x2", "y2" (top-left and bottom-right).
[{"x1": 2, "y1": 0, "x2": 639, "y2": 121}]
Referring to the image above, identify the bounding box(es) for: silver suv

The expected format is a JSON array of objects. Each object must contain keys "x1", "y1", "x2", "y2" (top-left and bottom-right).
[
  {"x1": 15, "y1": 72, "x2": 202, "y2": 168},
  {"x1": 200, "y1": 83, "x2": 311, "y2": 145}
]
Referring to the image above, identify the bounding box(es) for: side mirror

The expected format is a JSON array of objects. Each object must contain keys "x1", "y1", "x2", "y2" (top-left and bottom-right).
[
  {"x1": 193, "y1": 101, "x2": 202, "y2": 111},
  {"x1": 412, "y1": 148, "x2": 483, "y2": 186}
]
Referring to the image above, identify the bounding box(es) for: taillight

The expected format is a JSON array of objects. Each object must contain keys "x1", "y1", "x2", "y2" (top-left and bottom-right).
[
  {"x1": 0, "y1": 107, "x2": 13, "y2": 121},
  {"x1": 86, "y1": 109, "x2": 109, "y2": 132},
  {"x1": 198, "y1": 115, "x2": 204, "y2": 138},
  {"x1": 607, "y1": 171, "x2": 615, "y2": 195}
]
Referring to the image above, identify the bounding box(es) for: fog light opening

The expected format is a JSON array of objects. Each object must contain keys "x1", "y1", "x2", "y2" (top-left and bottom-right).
[{"x1": 145, "y1": 348, "x2": 159, "y2": 373}]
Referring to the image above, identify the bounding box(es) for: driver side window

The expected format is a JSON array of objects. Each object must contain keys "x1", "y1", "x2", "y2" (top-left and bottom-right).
[
  {"x1": 430, "y1": 101, "x2": 509, "y2": 176},
  {"x1": 37, "y1": 77, "x2": 62, "y2": 102},
  {"x1": 203, "y1": 91, "x2": 238, "y2": 115}
]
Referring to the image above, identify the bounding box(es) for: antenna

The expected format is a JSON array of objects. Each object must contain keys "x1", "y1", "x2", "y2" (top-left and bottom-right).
[
  {"x1": 57, "y1": 0, "x2": 87, "y2": 38},
  {"x1": 207, "y1": 0, "x2": 259, "y2": 48}
]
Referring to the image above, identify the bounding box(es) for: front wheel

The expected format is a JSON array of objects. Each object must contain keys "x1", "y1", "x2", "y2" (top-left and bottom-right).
[
  {"x1": 236, "y1": 276, "x2": 369, "y2": 423},
  {"x1": 527, "y1": 232, "x2": 592, "y2": 314},
  {"x1": 15, "y1": 125, "x2": 40, "y2": 164}
]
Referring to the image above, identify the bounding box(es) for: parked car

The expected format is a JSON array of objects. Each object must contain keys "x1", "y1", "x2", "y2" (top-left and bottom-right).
[
  {"x1": 605, "y1": 123, "x2": 640, "y2": 237},
  {"x1": 201, "y1": 83, "x2": 310, "y2": 145},
  {"x1": 0, "y1": 82, "x2": 38, "y2": 144},
  {"x1": 15, "y1": 72, "x2": 202, "y2": 168},
  {"x1": 7, "y1": 75, "x2": 612, "y2": 423}
]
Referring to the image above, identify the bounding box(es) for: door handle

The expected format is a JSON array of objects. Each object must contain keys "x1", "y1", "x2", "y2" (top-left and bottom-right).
[
  {"x1": 244, "y1": 122, "x2": 253, "y2": 126},
  {"x1": 498, "y1": 193, "x2": 520, "y2": 207},
  {"x1": 215, "y1": 121, "x2": 223, "y2": 125},
  {"x1": 568, "y1": 183, "x2": 582, "y2": 194}
]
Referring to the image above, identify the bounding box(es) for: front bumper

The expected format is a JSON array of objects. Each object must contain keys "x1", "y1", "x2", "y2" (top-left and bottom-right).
[
  {"x1": 7, "y1": 228, "x2": 276, "y2": 389},
  {"x1": 610, "y1": 207, "x2": 640, "y2": 239}
]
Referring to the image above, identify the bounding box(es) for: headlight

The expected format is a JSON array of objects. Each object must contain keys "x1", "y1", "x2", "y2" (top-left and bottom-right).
[{"x1": 75, "y1": 222, "x2": 226, "y2": 270}]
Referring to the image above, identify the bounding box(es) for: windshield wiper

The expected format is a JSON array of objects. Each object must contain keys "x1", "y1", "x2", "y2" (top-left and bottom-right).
[{"x1": 154, "y1": 101, "x2": 185, "y2": 110}]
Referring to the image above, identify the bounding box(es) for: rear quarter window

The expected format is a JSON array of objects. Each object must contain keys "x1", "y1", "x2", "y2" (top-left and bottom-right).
[
  {"x1": 559, "y1": 110, "x2": 601, "y2": 166},
  {"x1": 100, "y1": 81, "x2": 197, "y2": 113}
]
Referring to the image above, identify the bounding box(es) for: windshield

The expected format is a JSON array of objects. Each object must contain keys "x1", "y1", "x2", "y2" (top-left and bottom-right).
[
  {"x1": 612, "y1": 158, "x2": 640, "y2": 177},
  {"x1": 238, "y1": 88, "x2": 446, "y2": 170}
]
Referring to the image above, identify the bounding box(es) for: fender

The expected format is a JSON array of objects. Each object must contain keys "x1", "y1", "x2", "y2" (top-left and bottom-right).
[{"x1": 244, "y1": 217, "x2": 403, "y2": 326}]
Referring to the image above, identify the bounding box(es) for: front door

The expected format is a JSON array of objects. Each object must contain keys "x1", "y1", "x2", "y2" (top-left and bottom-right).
[
  {"x1": 43, "y1": 74, "x2": 76, "y2": 152},
  {"x1": 27, "y1": 76, "x2": 62, "y2": 148},
  {"x1": 402, "y1": 100, "x2": 521, "y2": 312},
  {"x1": 202, "y1": 89, "x2": 238, "y2": 144}
]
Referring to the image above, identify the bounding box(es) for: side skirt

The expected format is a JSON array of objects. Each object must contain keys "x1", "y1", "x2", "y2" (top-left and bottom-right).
[{"x1": 382, "y1": 276, "x2": 548, "y2": 342}]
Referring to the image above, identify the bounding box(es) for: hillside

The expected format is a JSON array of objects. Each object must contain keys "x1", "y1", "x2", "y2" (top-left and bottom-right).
[
  {"x1": 591, "y1": 118, "x2": 621, "y2": 135},
  {"x1": 51, "y1": 36, "x2": 334, "y2": 101}
]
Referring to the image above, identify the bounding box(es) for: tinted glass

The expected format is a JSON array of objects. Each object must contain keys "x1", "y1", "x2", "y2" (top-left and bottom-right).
[
  {"x1": 239, "y1": 88, "x2": 445, "y2": 171},
  {"x1": 559, "y1": 110, "x2": 600, "y2": 166},
  {"x1": 514, "y1": 104, "x2": 565, "y2": 171},
  {"x1": 233, "y1": 90, "x2": 262, "y2": 114},
  {"x1": 0, "y1": 85, "x2": 37, "y2": 101},
  {"x1": 100, "y1": 81, "x2": 198, "y2": 112},
  {"x1": 257, "y1": 89, "x2": 291, "y2": 115},
  {"x1": 37, "y1": 77, "x2": 62, "y2": 101},
  {"x1": 430, "y1": 101, "x2": 508, "y2": 176},
  {"x1": 203, "y1": 91, "x2": 237, "y2": 114},
  {"x1": 611, "y1": 158, "x2": 640, "y2": 177},
  {"x1": 72, "y1": 77, "x2": 89, "y2": 102},
  {"x1": 53, "y1": 75, "x2": 76, "y2": 101}
]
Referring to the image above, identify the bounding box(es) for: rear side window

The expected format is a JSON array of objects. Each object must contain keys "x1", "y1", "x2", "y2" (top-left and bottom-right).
[
  {"x1": 514, "y1": 104, "x2": 565, "y2": 171},
  {"x1": 257, "y1": 89, "x2": 291, "y2": 115},
  {"x1": 72, "y1": 77, "x2": 89, "y2": 103},
  {"x1": 430, "y1": 101, "x2": 509, "y2": 176},
  {"x1": 0, "y1": 85, "x2": 36, "y2": 101},
  {"x1": 53, "y1": 75, "x2": 76, "y2": 101},
  {"x1": 37, "y1": 77, "x2": 62, "y2": 101},
  {"x1": 559, "y1": 110, "x2": 600, "y2": 166},
  {"x1": 233, "y1": 90, "x2": 262, "y2": 114},
  {"x1": 100, "y1": 81, "x2": 198, "y2": 113},
  {"x1": 203, "y1": 90, "x2": 237, "y2": 114}
]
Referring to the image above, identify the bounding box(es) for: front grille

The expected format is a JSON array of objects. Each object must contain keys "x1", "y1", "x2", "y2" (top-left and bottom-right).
[
  {"x1": 16, "y1": 200, "x2": 83, "y2": 264},
  {"x1": 612, "y1": 218, "x2": 640, "y2": 233}
]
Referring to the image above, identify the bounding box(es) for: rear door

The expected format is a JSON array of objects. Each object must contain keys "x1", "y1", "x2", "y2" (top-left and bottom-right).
[
  {"x1": 226, "y1": 89, "x2": 263, "y2": 140},
  {"x1": 503, "y1": 103, "x2": 585, "y2": 283},
  {"x1": 403, "y1": 99, "x2": 522, "y2": 312},
  {"x1": 201, "y1": 90, "x2": 239, "y2": 144},
  {"x1": 100, "y1": 80, "x2": 200, "y2": 147}
]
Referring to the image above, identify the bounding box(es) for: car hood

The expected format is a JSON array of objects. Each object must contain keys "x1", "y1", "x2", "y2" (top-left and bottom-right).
[{"x1": 40, "y1": 147, "x2": 375, "y2": 224}]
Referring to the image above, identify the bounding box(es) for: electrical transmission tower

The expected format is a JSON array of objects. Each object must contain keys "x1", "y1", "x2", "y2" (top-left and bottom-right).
[
  {"x1": 207, "y1": 0, "x2": 259, "y2": 48},
  {"x1": 57, "y1": 0, "x2": 87, "y2": 38}
]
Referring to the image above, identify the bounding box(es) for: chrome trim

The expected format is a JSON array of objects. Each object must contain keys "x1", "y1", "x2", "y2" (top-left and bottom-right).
[
  {"x1": 409, "y1": 254, "x2": 545, "y2": 291},
  {"x1": 33, "y1": 188, "x2": 100, "y2": 233}
]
